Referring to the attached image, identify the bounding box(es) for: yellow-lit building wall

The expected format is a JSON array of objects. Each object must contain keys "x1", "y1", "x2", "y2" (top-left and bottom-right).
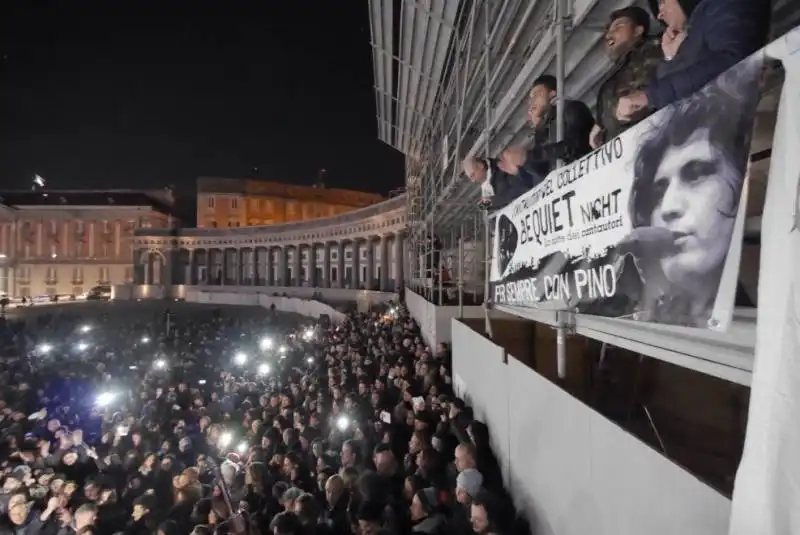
[{"x1": 196, "y1": 178, "x2": 383, "y2": 229}]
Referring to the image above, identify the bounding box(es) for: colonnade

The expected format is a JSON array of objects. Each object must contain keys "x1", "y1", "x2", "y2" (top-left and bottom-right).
[{"x1": 137, "y1": 233, "x2": 405, "y2": 292}]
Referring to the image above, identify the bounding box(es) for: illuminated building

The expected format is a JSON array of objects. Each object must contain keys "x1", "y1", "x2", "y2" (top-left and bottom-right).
[
  {"x1": 196, "y1": 177, "x2": 384, "y2": 229},
  {"x1": 0, "y1": 190, "x2": 177, "y2": 298}
]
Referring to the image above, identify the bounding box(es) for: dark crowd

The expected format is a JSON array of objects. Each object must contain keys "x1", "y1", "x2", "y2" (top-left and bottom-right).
[{"x1": 0, "y1": 303, "x2": 518, "y2": 535}]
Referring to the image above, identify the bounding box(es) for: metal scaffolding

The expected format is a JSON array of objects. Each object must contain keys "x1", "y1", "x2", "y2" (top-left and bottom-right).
[{"x1": 369, "y1": 0, "x2": 640, "y2": 338}]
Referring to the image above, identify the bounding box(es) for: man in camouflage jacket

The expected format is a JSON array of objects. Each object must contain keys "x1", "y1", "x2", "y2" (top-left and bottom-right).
[{"x1": 591, "y1": 6, "x2": 663, "y2": 148}]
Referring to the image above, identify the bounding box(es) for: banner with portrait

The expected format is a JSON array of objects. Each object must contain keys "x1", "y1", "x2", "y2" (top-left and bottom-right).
[{"x1": 489, "y1": 50, "x2": 765, "y2": 330}]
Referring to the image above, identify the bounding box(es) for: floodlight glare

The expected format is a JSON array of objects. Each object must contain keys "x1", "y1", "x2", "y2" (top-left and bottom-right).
[
  {"x1": 80, "y1": 325, "x2": 91, "y2": 333},
  {"x1": 198, "y1": 379, "x2": 207, "y2": 385},
  {"x1": 96, "y1": 392, "x2": 116, "y2": 407},
  {"x1": 234, "y1": 352, "x2": 247, "y2": 365},
  {"x1": 141, "y1": 336, "x2": 150, "y2": 344},
  {"x1": 219, "y1": 432, "x2": 232, "y2": 448},
  {"x1": 76, "y1": 342, "x2": 89, "y2": 352},
  {"x1": 306, "y1": 357, "x2": 314, "y2": 365},
  {"x1": 336, "y1": 416, "x2": 350, "y2": 432},
  {"x1": 37, "y1": 343, "x2": 52, "y2": 354},
  {"x1": 129, "y1": 365, "x2": 138, "y2": 370},
  {"x1": 154, "y1": 359, "x2": 167, "y2": 370},
  {"x1": 259, "y1": 337, "x2": 273, "y2": 350},
  {"x1": 303, "y1": 328, "x2": 314, "y2": 341},
  {"x1": 257, "y1": 363, "x2": 270, "y2": 375},
  {"x1": 236, "y1": 442, "x2": 248, "y2": 453},
  {"x1": 278, "y1": 345, "x2": 287, "y2": 354}
]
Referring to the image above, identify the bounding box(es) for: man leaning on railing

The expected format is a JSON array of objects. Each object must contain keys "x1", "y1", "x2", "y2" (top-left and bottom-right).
[
  {"x1": 496, "y1": 75, "x2": 595, "y2": 190},
  {"x1": 590, "y1": 5, "x2": 663, "y2": 149},
  {"x1": 464, "y1": 75, "x2": 595, "y2": 210},
  {"x1": 615, "y1": 0, "x2": 771, "y2": 121}
]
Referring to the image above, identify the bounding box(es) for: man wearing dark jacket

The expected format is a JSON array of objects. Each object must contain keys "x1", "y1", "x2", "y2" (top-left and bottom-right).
[
  {"x1": 616, "y1": 0, "x2": 771, "y2": 119},
  {"x1": 462, "y1": 156, "x2": 534, "y2": 211},
  {"x1": 499, "y1": 75, "x2": 595, "y2": 180},
  {"x1": 591, "y1": 5, "x2": 663, "y2": 148}
]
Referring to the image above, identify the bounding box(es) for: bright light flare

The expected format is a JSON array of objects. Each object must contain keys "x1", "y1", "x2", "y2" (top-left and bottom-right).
[
  {"x1": 198, "y1": 379, "x2": 207, "y2": 385},
  {"x1": 219, "y1": 432, "x2": 232, "y2": 448},
  {"x1": 141, "y1": 336, "x2": 150, "y2": 344},
  {"x1": 76, "y1": 342, "x2": 89, "y2": 352},
  {"x1": 96, "y1": 392, "x2": 116, "y2": 407},
  {"x1": 303, "y1": 328, "x2": 314, "y2": 341},
  {"x1": 306, "y1": 357, "x2": 314, "y2": 365},
  {"x1": 80, "y1": 325, "x2": 91, "y2": 333},
  {"x1": 336, "y1": 416, "x2": 350, "y2": 432},
  {"x1": 236, "y1": 442, "x2": 248, "y2": 453},
  {"x1": 234, "y1": 352, "x2": 247, "y2": 365},
  {"x1": 278, "y1": 345, "x2": 287, "y2": 354},
  {"x1": 259, "y1": 337, "x2": 273, "y2": 350},
  {"x1": 154, "y1": 359, "x2": 167, "y2": 370},
  {"x1": 257, "y1": 363, "x2": 270, "y2": 375},
  {"x1": 37, "y1": 343, "x2": 52, "y2": 354}
]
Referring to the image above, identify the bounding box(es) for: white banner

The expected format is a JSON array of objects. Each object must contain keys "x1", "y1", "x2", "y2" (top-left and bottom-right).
[
  {"x1": 490, "y1": 51, "x2": 764, "y2": 329},
  {"x1": 729, "y1": 27, "x2": 800, "y2": 535}
]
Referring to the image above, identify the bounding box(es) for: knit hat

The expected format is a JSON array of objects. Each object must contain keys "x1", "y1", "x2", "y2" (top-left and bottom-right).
[{"x1": 456, "y1": 468, "x2": 484, "y2": 497}]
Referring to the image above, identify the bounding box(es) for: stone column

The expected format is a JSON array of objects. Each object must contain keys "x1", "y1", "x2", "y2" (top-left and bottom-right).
[
  {"x1": 88, "y1": 222, "x2": 95, "y2": 258},
  {"x1": 380, "y1": 236, "x2": 389, "y2": 291},
  {"x1": 307, "y1": 244, "x2": 316, "y2": 287},
  {"x1": 278, "y1": 247, "x2": 288, "y2": 286},
  {"x1": 264, "y1": 248, "x2": 273, "y2": 286},
  {"x1": 394, "y1": 233, "x2": 404, "y2": 291},
  {"x1": 293, "y1": 245, "x2": 302, "y2": 286},
  {"x1": 351, "y1": 240, "x2": 360, "y2": 289},
  {"x1": 365, "y1": 239, "x2": 375, "y2": 290},
  {"x1": 336, "y1": 242, "x2": 345, "y2": 288},
  {"x1": 322, "y1": 243, "x2": 331, "y2": 288}
]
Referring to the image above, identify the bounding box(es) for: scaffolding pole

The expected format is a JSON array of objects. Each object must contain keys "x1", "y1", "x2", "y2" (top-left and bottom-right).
[
  {"x1": 472, "y1": 214, "x2": 478, "y2": 301},
  {"x1": 458, "y1": 221, "x2": 464, "y2": 317},
  {"x1": 482, "y1": 0, "x2": 494, "y2": 338},
  {"x1": 554, "y1": 0, "x2": 568, "y2": 380}
]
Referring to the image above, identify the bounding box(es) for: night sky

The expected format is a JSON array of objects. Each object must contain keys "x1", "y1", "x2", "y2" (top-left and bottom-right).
[{"x1": 0, "y1": 1, "x2": 404, "y2": 198}]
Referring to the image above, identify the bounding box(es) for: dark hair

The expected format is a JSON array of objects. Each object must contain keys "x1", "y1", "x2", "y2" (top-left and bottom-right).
[
  {"x1": 472, "y1": 491, "x2": 502, "y2": 529},
  {"x1": 610, "y1": 6, "x2": 651, "y2": 35},
  {"x1": 342, "y1": 439, "x2": 361, "y2": 462},
  {"x1": 631, "y1": 84, "x2": 754, "y2": 228},
  {"x1": 270, "y1": 511, "x2": 300, "y2": 535},
  {"x1": 295, "y1": 493, "x2": 318, "y2": 524},
  {"x1": 532, "y1": 74, "x2": 557, "y2": 92}
]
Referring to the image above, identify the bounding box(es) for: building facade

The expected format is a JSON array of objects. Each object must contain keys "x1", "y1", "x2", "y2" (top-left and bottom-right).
[
  {"x1": 134, "y1": 196, "x2": 407, "y2": 292},
  {"x1": 0, "y1": 191, "x2": 177, "y2": 298},
  {"x1": 197, "y1": 177, "x2": 384, "y2": 229}
]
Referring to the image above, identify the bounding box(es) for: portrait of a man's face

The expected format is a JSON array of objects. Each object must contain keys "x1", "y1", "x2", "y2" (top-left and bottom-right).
[
  {"x1": 648, "y1": 127, "x2": 739, "y2": 289},
  {"x1": 628, "y1": 53, "x2": 763, "y2": 325}
]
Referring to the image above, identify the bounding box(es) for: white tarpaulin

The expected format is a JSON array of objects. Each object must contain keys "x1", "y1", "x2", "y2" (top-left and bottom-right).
[{"x1": 728, "y1": 27, "x2": 800, "y2": 535}]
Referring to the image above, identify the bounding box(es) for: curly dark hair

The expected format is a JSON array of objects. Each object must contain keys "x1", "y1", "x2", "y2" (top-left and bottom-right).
[{"x1": 630, "y1": 56, "x2": 763, "y2": 227}]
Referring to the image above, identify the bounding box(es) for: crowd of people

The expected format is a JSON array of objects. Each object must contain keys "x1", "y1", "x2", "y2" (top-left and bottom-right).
[{"x1": 0, "y1": 302, "x2": 517, "y2": 535}]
